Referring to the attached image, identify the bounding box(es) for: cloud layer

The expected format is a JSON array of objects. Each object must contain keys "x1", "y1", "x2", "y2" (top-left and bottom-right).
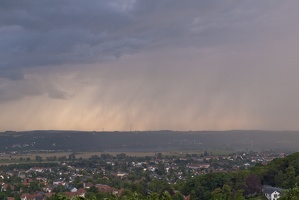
[{"x1": 1, "y1": 0, "x2": 299, "y2": 131}]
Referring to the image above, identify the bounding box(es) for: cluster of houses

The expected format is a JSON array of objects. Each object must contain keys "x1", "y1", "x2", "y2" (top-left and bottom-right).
[
  {"x1": 1, "y1": 178, "x2": 123, "y2": 200},
  {"x1": 0, "y1": 150, "x2": 287, "y2": 199},
  {"x1": 0, "y1": 165, "x2": 124, "y2": 200}
]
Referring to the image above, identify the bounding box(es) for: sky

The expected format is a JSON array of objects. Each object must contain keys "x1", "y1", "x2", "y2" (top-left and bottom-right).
[{"x1": 1, "y1": 0, "x2": 299, "y2": 131}]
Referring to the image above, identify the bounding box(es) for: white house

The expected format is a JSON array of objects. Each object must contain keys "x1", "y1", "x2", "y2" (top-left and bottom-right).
[{"x1": 263, "y1": 186, "x2": 283, "y2": 200}]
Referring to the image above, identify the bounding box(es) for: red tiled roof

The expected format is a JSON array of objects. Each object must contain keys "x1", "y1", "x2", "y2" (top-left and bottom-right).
[
  {"x1": 84, "y1": 182, "x2": 94, "y2": 188},
  {"x1": 95, "y1": 184, "x2": 118, "y2": 193},
  {"x1": 65, "y1": 192, "x2": 79, "y2": 197},
  {"x1": 64, "y1": 188, "x2": 86, "y2": 197},
  {"x1": 20, "y1": 193, "x2": 36, "y2": 199},
  {"x1": 45, "y1": 193, "x2": 55, "y2": 198},
  {"x1": 77, "y1": 188, "x2": 86, "y2": 194},
  {"x1": 2, "y1": 183, "x2": 15, "y2": 190}
]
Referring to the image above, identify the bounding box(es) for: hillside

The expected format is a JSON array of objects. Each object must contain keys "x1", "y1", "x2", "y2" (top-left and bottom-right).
[{"x1": 0, "y1": 130, "x2": 299, "y2": 152}]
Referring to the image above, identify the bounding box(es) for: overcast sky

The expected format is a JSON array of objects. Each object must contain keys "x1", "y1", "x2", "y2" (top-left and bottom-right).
[{"x1": 1, "y1": 0, "x2": 299, "y2": 131}]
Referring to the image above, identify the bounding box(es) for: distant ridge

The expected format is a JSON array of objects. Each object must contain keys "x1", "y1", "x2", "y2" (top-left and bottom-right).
[{"x1": 0, "y1": 130, "x2": 298, "y2": 152}]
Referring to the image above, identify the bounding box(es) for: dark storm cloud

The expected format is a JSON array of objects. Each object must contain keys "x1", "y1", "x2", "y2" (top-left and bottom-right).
[
  {"x1": 0, "y1": 0, "x2": 277, "y2": 70},
  {"x1": 0, "y1": 0, "x2": 139, "y2": 69}
]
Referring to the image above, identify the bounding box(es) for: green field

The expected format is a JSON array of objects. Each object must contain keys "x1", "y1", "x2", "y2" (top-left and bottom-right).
[{"x1": 0, "y1": 148, "x2": 236, "y2": 165}]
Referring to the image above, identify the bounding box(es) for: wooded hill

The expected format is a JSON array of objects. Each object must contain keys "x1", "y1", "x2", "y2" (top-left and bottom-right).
[
  {"x1": 178, "y1": 152, "x2": 299, "y2": 199},
  {"x1": 1, "y1": 130, "x2": 299, "y2": 152}
]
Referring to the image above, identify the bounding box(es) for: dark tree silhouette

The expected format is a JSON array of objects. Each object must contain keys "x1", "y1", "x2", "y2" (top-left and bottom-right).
[{"x1": 245, "y1": 174, "x2": 262, "y2": 195}]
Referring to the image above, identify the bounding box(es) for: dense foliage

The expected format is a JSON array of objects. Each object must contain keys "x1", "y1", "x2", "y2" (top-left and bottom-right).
[{"x1": 2, "y1": 152, "x2": 299, "y2": 199}]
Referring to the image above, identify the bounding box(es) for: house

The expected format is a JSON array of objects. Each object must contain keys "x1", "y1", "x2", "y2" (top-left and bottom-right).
[
  {"x1": 20, "y1": 193, "x2": 37, "y2": 200},
  {"x1": 64, "y1": 185, "x2": 78, "y2": 193},
  {"x1": 83, "y1": 182, "x2": 94, "y2": 189},
  {"x1": 45, "y1": 193, "x2": 54, "y2": 199},
  {"x1": 1, "y1": 183, "x2": 15, "y2": 191},
  {"x1": 22, "y1": 178, "x2": 33, "y2": 186},
  {"x1": 116, "y1": 173, "x2": 128, "y2": 178},
  {"x1": 64, "y1": 188, "x2": 86, "y2": 198},
  {"x1": 263, "y1": 186, "x2": 283, "y2": 200},
  {"x1": 43, "y1": 185, "x2": 55, "y2": 193},
  {"x1": 18, "y1": 172, "x2": 26, "y2": 179},
  {"x1": 95, "y1": 184, "x2": 119, "y2": 194},
  {"x1": 21, "y1": 192, "x2": 46, "y2": 200},
  {"x1": 29, "y1": 168, "x2": 44, "y2": 173},
  {"x1": 53, "y1": 180, "x2": 65, "y2": 186},
  {"x1": 186, "y1": 164, "x2": 210, "y2": 170}
]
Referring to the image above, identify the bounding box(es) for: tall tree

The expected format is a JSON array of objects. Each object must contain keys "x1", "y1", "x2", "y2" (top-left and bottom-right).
[{"x1": 245, "y1": 174, "x2": 262, "y2": 195}]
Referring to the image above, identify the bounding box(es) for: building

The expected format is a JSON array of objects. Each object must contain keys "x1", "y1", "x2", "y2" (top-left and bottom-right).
[{"x1": 263, "y1": 186, "x2": 283, "y2": 200}]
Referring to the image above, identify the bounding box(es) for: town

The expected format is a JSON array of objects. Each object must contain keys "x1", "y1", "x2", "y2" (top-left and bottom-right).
[{"x1": 0, "y1": 150, "x2": 288, "y2": 199}]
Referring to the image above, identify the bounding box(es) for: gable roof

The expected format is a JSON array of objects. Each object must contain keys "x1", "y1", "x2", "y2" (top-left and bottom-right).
[{"x1": 262, "y1": 185, "x2": 283, "y2": 194}]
